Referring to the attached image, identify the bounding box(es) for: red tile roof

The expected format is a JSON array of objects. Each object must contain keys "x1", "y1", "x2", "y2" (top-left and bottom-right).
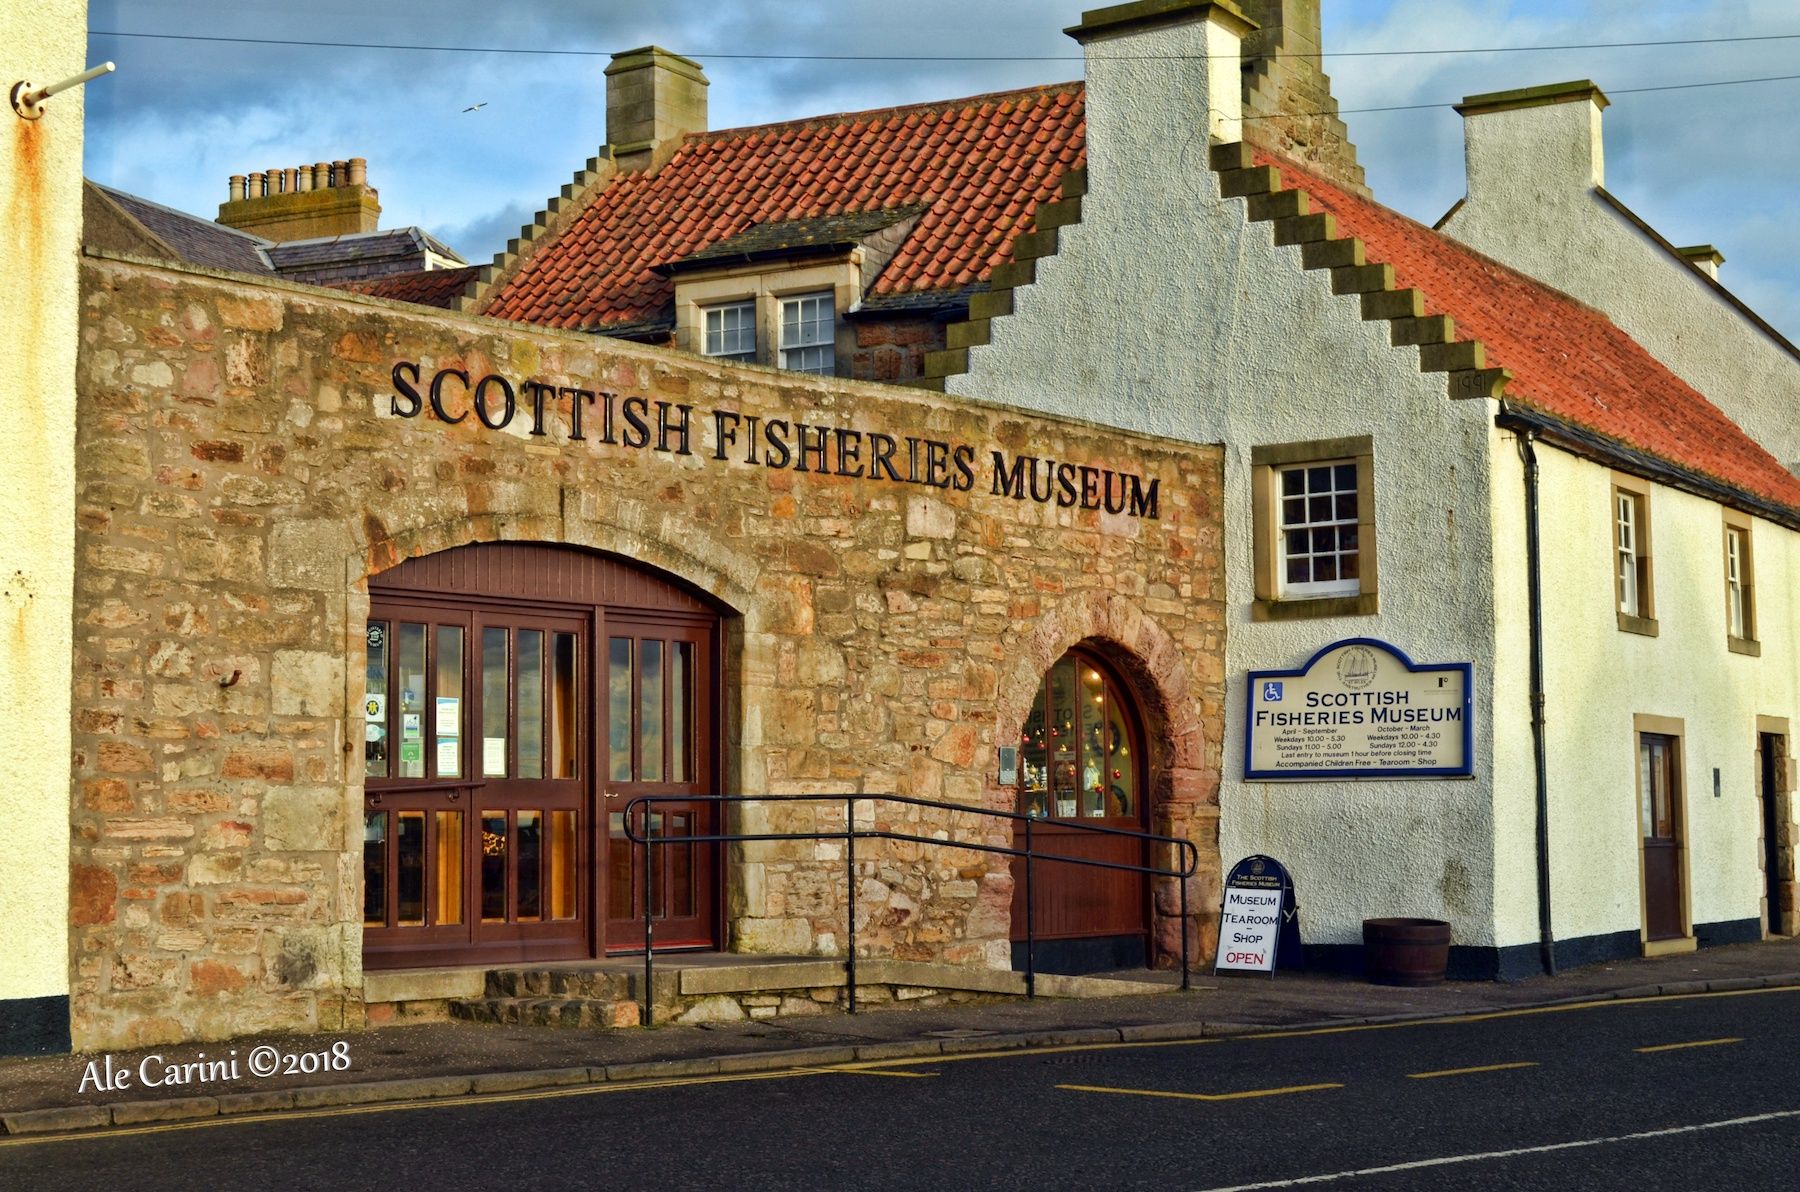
[
  {"x1": 1253, "y1": 149, "x2": 1800, "y2": 515},
  {"x1": 335, "y1": 264, "x2": 480, "y2": 308},
  {"x1": 483, "y1": 82, "x2": 1085, "y2": 331}
]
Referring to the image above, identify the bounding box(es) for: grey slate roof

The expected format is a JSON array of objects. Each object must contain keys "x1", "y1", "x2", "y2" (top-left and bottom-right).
[
  {"x1": 265, "y1": 227, "x2": 464, "y2": 271},
  {"x1": 94, "y1": 184, "x2": 274, "y2": 274},
  {"x1": 661, "y1": 207, "x2": 925, "y2": 274}
]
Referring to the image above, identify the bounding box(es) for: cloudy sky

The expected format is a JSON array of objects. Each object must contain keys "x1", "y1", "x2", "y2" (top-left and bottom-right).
[{"x1": 83, "y1": 1, "x2": 1800, "y2": 340}]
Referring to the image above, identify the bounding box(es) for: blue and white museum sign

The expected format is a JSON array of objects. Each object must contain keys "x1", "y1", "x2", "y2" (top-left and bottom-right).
[{"x1": 1244, "y1": 638, "x2": 1473, "y2": 780}]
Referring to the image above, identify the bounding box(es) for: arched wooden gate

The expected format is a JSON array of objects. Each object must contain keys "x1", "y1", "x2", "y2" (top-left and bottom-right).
[{"x1": 1010, "y1": 647, "x2": 1151, "y2": 973}]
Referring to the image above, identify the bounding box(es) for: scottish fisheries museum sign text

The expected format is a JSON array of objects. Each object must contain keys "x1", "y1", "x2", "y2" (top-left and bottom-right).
[{"x1": 1244, "y1": 638, "x2": 1472, "y2": 779}]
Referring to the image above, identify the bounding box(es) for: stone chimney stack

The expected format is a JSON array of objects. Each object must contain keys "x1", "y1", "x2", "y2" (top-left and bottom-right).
[
  {"x1": 216, "y1": 157, "x2": 381, "y2": 242},
  {"x1": 1456, "y1": 81, "x2": 1609, "y2": 199},
  {"x1": 1066, "y1": 0, "x2": 1254, "y2": 190},
  {"x1": 1236, "y1": 0, "x2": 1366, "y2": 195},
  {"x1": 1676, "y1": 245, "x2": 1724, "y2": 280},
  {"x1": 605, "y1": 46, "x2": 709, "y2": 172}
]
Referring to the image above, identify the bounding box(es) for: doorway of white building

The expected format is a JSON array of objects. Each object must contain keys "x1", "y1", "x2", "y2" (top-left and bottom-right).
[{"x1": 1760, "y1": 729, "x2": 1791, "y2": 936}]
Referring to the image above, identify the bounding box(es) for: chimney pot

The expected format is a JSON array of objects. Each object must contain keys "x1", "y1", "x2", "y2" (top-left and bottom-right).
[{"x1": 219, "y1": 155, "x2": 380, "y2": 239}]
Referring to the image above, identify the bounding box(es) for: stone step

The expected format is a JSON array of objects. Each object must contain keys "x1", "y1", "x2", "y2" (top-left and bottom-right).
[
  {"x1": 450, "y1": 996, "x2": 639, "y2": 1029},
  {"x1": 483, "y1": 966, "x2": 636, "y2": 1001}
]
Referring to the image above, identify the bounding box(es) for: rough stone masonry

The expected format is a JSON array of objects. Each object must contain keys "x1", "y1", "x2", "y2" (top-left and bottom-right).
[{"x1": 68, "y1": 252, "x2": 1225, "y2": 1049}]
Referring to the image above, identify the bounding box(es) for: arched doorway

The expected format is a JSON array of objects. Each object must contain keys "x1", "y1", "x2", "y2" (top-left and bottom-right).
[
  {"x1": 360, "y1": 542, "x2": 722, "y2": 969},
  {"x1": 1010, "y1": 646, "x2": 1150, "y2": 973}
]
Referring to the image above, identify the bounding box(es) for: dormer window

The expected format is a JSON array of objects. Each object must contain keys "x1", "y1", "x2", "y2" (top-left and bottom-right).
[
  {"x1": 664, "y1": 208, "x2": 924, "y2": 381},
  {"x1": 702, "y1": 300, "x2": 757, "y2": 362},
  {"x1": 779, "y1": 292, "x2": 835, "y2": 375}
]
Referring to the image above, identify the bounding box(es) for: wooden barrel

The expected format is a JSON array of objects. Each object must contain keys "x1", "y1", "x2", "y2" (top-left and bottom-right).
[{"x1": 1362, "y1": 917, "x2": 1452, "y2": 986}]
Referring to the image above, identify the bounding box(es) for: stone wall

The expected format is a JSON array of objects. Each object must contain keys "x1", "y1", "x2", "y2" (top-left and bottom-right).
[{"x1": 69, "y1": 254, "x2": 1224, "y2": 1049}]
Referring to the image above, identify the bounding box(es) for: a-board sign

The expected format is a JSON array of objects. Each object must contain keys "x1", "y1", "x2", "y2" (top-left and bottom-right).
[
  {"x1": 1244, "y1": 637, "x2": 1473, "y2": 780},
  {"x1": 1215, "y1": 855, "x2": 1301, "y2": 976}
]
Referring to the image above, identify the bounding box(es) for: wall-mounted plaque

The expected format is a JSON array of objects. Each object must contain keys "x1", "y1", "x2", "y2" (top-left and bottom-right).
[{"x1": 1245, "y1": 638, "x2": 1472, "y2": 780}]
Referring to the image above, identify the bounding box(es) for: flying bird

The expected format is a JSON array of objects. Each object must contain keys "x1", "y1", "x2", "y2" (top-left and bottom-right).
[{"x1": 462, "y1": 102, "x2": 486, "y2": 112}]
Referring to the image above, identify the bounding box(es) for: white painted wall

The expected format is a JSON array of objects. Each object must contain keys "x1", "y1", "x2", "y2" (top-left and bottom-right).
[
  {"x1": 0, "y1": 0, "x2": 85, "y2": 1011},
  {"x1": 949, "y1": 11, "x2": 1506, "y2": 950},
  {"x1": 1441, "y1": 95, "x2": 1800, "y2": 476},
  {"x1": 1489, "y1": 438, "x2": 1800, "y2": 947}
]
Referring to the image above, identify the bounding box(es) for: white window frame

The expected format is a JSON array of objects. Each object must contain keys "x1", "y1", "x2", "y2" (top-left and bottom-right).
[
  {"x1": 778, "y1": 291, "x2": 835, "y2": 375},
  {"x1": 702, "y1": 299, "x2": 757, "y2": 363},
  {"x1": 1612, "y1": 476, "x2": 1656, "y2": 634},
  {"x1": 1274, "y1": 458, "x2": 1362, "y2": 600},
  {"x1": 1726, "y1": 527, "x2": 1747, "y2": 639},
  {"x1": 1723, "y1": 514, "x2": 1756, "y2": 652},
  {"x1": 1617, "y1": 491, "x2": 1641, "y2": 617}
]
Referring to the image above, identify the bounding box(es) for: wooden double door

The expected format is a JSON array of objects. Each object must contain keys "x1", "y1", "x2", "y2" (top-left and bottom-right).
[{"x1": 362, "y1": 544, "x2": 719, "y2": 970}]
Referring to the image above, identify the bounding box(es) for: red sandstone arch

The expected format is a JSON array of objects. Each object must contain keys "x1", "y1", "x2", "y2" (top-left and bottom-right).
[{"x1": 991, "y1": 591, "x2": 1220, "y2": 968}]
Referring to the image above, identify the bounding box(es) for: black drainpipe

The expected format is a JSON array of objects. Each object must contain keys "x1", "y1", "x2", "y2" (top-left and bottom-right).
[{"x1": 1512, "y1": 422, "x2": 1557, "y2": 976}]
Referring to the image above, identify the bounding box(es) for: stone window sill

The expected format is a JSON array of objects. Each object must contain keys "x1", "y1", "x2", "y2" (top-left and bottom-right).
[
  {"x1": 1252, "y1": 592, "x2": 1379, "y2": 622},
  {"x1": 1728, "y1": 635, "x2": 1761, "y2": 657},
  {"x1": 1617, "y1": 612, "x2": 1659, "y2": 637}
]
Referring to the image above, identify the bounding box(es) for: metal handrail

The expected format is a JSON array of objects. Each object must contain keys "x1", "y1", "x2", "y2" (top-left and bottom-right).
[{"x1": 621, "y1": 792, "x2": 1200, "y2": 1027}]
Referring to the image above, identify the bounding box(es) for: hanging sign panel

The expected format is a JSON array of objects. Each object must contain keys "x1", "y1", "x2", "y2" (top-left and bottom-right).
[{"x1": 1245, "y1": 638, "x2": 1473, "y2": 780}]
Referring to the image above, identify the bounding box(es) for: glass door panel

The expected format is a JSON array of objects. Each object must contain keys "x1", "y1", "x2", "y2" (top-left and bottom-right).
[
  {"x1": 519, "y1": 632, "x2": 545, "y2": 780},
  {"x1": 365, "y1": 625, "x2": 390, "y2": 779},
  {"x1": 604, "y1": 618, "x2": 715, "y2": 951},
  {"x1": 482, "y1": 628, "x2": 509, "y2": 778},
  {"x1": 435, "y1": 627, "x2": 463, "y2": 780},
  {"x1": 550, "y1": 634, "x2": 579, "y2": 779},
  {"x1": 397, "y1": 625, "x2": 427, "y2": 778}
]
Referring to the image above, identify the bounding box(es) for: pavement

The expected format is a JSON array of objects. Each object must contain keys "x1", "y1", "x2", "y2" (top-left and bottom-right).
[{"x1": 6, "y1": 935, "x2": 1800, "y2": 1137}]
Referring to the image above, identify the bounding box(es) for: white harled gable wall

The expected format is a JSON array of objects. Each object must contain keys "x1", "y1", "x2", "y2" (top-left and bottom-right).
[
  {"x1": 1441, "y1": 94, "x2": 1800, "y2": 476},
  {"x1": 947, "y1": 10, "x2": 1507, "y2": 952}
]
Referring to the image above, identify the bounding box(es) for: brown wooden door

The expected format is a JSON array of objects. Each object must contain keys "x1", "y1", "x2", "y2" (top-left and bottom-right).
[
  {"x1": 467, "y1": 610, "x2": 589, "y2": 960},
  {"x1": 1010, "y1": 650, "x2": 1148, "y2": 964},
  {"x1": 1640, "y1": 732, "x2": 1685, "y2": 941},
  {"x1": 604, "y1": 614, "x2": 718, "y2": 952},
  {"x1": 362, "y1": 600, "x2": 588, "y2": 966}
]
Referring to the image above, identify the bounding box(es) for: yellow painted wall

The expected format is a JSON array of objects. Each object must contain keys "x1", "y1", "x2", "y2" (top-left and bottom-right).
[{"x1": 0, "y1": 0, "x2": 84, "y2": 1009}]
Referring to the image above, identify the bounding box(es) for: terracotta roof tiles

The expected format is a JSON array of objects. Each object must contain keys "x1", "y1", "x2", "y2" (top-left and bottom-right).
[
  {"x1": 484, "y1": 81, "x2": 1086, "y2": 331},
  {"x1": 479, "y1": 73, "x2": 1791, "y2": 517},
  {"x1": 1254, "y1": 149, "x2": 1800, "y2": 516}
]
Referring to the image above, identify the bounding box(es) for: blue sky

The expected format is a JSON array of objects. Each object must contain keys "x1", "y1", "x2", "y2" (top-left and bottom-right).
[{"x1": 83, "y1": 1, "x2": 1799, "y2": 341}]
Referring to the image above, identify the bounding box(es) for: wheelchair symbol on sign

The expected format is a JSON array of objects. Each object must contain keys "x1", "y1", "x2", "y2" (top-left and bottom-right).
[{"x1": 1262, "y1": 681, "x2": 1283, "y2": 702}]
